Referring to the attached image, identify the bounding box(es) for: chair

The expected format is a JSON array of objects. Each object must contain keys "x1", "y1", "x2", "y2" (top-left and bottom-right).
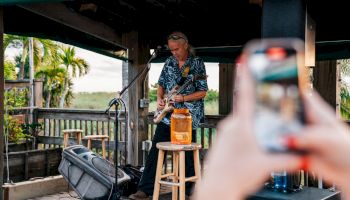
[
  {"x1": 153, "y1": 142, "x2": 201, "y2": 200},
  {"x1": 62, "y1": 129, "x2": 83, "y2": 148},
  {"x1": 83, "y1": 135, "x2": 109, "y2": 158}
]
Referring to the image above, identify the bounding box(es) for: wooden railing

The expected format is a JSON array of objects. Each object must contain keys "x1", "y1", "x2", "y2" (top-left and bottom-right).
[
  {"x1": 147, "y1": 113, "x2": 225, "y2": 149},
  {"x1": 33, "y1": 108, "x2": 225, "y2": 164},
  {"x1": 34, "y1": 108, "x2": 127, "y2": 163}
]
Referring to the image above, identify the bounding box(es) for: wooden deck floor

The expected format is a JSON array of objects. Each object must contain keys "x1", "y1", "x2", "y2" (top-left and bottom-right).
[{"x1": 30, "y1": 185, "x2": 176, "y2": 200}]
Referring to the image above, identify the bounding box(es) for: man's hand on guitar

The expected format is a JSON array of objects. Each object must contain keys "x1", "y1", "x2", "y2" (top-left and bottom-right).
[
  {"x1": 172, "y1": 94, "x2": 185, "y2": 103},
  {"x1": 157, "y1": 98, "x2": 165, "y2": 110}
]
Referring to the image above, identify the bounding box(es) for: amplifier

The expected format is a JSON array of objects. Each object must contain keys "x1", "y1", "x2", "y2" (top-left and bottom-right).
[{"x1": 59, "y1": 145, "x2": 130, "y2": 200}]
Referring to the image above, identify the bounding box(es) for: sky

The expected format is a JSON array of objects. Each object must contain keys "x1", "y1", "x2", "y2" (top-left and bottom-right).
[{"x1": 5, "y1": 45, "x2": 219, "y2": 93}]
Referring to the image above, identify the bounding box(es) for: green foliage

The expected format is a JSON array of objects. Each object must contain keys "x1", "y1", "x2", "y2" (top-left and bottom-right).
[
  {"x1": 204, "y1": 100, "x2": 219, "y2": 115},
  {"x1": 4, "y1": 115, "x2": 27, "y2": 143},
  {"x1": 204, "y1": 89, "x2": 218, "y2": 102},
  {"x1": 5, "y1": 88, "x2": 29, "y2": 109},
  {"x1": 340, "y1": 59, "x2": 350, "y2": 120},
  {"x1": 71, "y1": 92, "x2": 117, "y2": 109},
  {"x1": 4, "y1": 89, "x2": 30, "y2": 143},
  {"x1": 58, "y1": 45, "x2": 90, "y2": 108},
  {"x1": 35, "y1": 66, "x2": 67, "y2": 107},
  {"x1": 341, "y1": 87, "x2": 350, "y2": 100},
  {"x1": 149, "y1": 83, "x2": 158, "y2": 102},
  {"x1": 4, "y1": 34, "x2": 60, "y2": 79},
  {"x1": 4, "y1": 60, "x2": 17, "y2": 80},
  {"x1": 21, "y1": 123, "x2": 42, "y2": 137}
]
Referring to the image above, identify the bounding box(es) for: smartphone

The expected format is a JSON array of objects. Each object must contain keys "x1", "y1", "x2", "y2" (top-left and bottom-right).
[{"x1": 242, "y1": 38, "x2": 308, "y2": 153}]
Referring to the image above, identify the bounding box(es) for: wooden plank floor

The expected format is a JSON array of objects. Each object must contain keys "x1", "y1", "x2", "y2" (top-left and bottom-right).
[{"x1": 29, "y1": 185, "x2": 175, "y2": 200}]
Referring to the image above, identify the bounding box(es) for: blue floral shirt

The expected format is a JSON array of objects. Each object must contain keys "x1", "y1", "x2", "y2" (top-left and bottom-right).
[{"x1": 158, "y1": 55, "x2": 208, "y2": 129}]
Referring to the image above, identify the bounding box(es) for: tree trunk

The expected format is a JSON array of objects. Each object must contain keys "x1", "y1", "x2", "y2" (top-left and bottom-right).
[
  {"x1": 59, "y1": 78, "x2": 69, "y2": 108},
  {"x1": 19, "y1": 48, "x2": 28, "y2": 79},
  {"x1": 45, "y1": 88, "x2": 51, "y2": 108}
]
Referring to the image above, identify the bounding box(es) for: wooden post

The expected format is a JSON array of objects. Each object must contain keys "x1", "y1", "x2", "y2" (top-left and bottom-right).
[
  {"x1": 122, "y1": 31, "x2": 150, "y2": 165},
  {"x1": 313, "y1": 60, "x2": 337, "y2": 109},
  {"x1": 0, "y1": 6, "x2": 4, "y2": 199},
  {"x1": 336, "y1": 61, "x2": 341, "y2": 118},
  {"x1": 34, "y1": 79, "x2": 43, "y2": 108},
  {"x1": 218, "y1": 63, "x2": 236, "y2": 115}
]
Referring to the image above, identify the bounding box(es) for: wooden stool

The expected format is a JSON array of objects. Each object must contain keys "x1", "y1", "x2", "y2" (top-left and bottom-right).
[
  {"x1": 153, "y1": 142, "x2": 202, "y2": 200},
  {"x1": 63, "y1": 129, "x2": 83, "y2": 148},
  {"x1": 83, "y1": 135, "x2": 109, "y2": 158}
]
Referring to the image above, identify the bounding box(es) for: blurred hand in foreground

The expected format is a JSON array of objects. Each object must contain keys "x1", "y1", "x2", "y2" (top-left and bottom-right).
[{"x1": 193, "y1": 64, "x2": 303, "y2": 200}]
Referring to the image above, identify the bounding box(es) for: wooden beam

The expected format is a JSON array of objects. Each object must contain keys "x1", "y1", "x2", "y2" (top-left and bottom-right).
[
  {"x1": 313, "y1": 60, "x2": 337, "y2": 109},
  {"x1": 34, "y1": 79, "x2": 43, "y2": 108},
  {"x1": 0, "y1": 0, "x2": 64, "y2": 5},
  {"x1": 219, "y1": 63, "x2": 236, "y2": 115},
  {"x1": 122, "y1": 31, "x2": 150, "y2": 165},
  {"x1": 36, "y1": 136, "x2": 126, "y2": 151},
  {"x1": 4, "y1": 79, "x2": 30, "y2": 90},
  {"x1": 262, "y1": 0, "x2": 306, "y2": 40},
  {"x1": 0, "y1": 6, "x2": 4, "y2": 198},
  {"x1": 19, "y1": 3, "x2": 125, "y2": 48}
]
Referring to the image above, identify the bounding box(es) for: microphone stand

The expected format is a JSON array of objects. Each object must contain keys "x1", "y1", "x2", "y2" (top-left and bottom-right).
[{"x1": 104, "y1": 48, "x2": 159, "y2": 199}]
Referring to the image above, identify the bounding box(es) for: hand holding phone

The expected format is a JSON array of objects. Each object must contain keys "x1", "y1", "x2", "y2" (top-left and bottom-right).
[{"x1": 241, "y1": 38, "x2": 308, "y2": 153}]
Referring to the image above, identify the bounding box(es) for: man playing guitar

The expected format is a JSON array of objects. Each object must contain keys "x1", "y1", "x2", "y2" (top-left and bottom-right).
[{"x1": 129, "y1": 31, "x2": 208, "y2": 200}]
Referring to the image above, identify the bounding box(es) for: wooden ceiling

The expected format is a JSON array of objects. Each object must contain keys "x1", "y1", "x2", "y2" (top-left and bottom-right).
[{"x1": 2, "y1": 0, "x2": 350, "y2": 62}]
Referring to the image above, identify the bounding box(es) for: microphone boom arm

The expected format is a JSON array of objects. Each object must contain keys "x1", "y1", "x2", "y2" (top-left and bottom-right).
[{"x1": 104, "y1": 47, "x2": 159, "y2": 199}]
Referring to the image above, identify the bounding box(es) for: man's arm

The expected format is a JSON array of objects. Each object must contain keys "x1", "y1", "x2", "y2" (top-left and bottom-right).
[
  {"x1": 157, "y1": 85, "x2": 165, "y2": 109},
  {"x1": 173, "y1": 90, "x2": 207, "y2": 103}
]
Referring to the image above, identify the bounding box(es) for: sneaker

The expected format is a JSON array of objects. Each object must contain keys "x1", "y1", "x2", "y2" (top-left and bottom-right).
[{"x1": 128, "y1": 190, "x2": 149, "y2": 200}]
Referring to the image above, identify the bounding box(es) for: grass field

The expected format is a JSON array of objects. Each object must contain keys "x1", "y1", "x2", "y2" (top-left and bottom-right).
[
  {"x1": 71, "y1": 92, "x2": 117, "y2": 109},
  {"x1": 72, "y1": 92, "x2": 219, "y2": 114}
]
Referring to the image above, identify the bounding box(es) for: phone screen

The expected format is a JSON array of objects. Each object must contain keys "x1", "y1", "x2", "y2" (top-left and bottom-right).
[{"x1": 246, "y1": 40, "x2": 306, "y2": 152}]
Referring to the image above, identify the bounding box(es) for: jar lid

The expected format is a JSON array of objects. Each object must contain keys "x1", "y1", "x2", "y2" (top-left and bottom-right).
[{"x1": 173, "y1": 108, "x2": 189, "y2": 114}]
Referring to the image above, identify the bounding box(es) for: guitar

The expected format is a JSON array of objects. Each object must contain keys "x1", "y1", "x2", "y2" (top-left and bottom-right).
[{"x1": 153, "y1": 75, "x2": 207, "y2": 124}]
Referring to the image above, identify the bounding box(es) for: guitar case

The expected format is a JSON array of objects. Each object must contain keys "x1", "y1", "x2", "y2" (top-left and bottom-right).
[{"x1": 59, "y1": 145, "x2": 134, "y2": 200}]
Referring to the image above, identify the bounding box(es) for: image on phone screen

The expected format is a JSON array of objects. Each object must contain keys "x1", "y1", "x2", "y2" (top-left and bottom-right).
[{"x1": 248, "y1": 45, "x2": 305, "y2": 152}]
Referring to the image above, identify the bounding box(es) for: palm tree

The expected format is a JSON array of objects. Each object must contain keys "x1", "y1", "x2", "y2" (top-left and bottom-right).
[
  {"x1": 35, "y1": 67, "x2": 66, "y2": 108},
  {"x1": 4, "y1": 34, "x2": 58, "y2": 79},
  {"x1": 4, "y1": 60, "x2": 17, "y2": 80},
  {"x1": 58, "y1": 46, "x2": 89, "y2": 108}
]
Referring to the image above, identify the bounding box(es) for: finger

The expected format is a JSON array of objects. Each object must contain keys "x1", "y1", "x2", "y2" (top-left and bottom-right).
[
  {"x1": 235, "y1": 60, "x2": 255, "y2": 122},
  {"x1": 305, "y1": 155, "x2": 341, "y2": 185},
  {"x1": 288, "y1": 126, "x2": 338, "y2": 154},
  {"x1": 304, "y1": 92, "x2": 337, "y2": 125},
  {"x1": 266, "y1": 154, "x2": 303, "y2": 173}
]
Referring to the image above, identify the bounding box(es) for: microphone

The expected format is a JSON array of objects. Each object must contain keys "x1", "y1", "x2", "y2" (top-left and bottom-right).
[{"x1": 150, "y1": 45, "x2": 168, "y2": 60}]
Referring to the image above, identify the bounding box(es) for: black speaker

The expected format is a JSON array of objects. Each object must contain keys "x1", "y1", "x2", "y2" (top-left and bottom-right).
[{"x1": 59, "y1": 145, "x2": 130, "y2": 200}]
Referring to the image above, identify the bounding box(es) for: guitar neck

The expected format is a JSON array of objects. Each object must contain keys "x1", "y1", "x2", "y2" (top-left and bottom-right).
[{"x1": 166, "y1": 78, "x2": 194, "y2": 100}]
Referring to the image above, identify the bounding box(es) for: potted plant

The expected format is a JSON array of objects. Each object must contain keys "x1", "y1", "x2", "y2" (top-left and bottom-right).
[
  {"x1": 4, "y1": 88, "x2": 32, "y2": 152},
  {"x1": 4, "y1": 115, "x2": 31, "y2": 152}
]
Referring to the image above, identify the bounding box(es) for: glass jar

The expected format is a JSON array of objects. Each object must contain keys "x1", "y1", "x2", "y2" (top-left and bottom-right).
[{"x1": 171, "y1": 108, "x2": 192, "y2": 145}]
